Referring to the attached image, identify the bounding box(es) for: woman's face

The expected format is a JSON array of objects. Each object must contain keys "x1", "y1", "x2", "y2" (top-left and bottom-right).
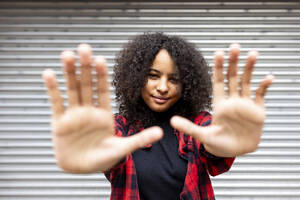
[{"x1": 141, "y1": 49, "x2": 182, "y2": 112}]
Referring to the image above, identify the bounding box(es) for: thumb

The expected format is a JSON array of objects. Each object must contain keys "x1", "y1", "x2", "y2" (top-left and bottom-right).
[
  {"x1": 170, "y1": 116, "x2": 221, "y2": 143},
  {"x1": 121, "y1": 126, "x2": 163, "y2": 154}
]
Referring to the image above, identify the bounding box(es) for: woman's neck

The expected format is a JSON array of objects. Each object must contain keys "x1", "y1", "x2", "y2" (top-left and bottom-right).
[{"x1": 152, "y1": 109, "x2": 173, "y2": 123}]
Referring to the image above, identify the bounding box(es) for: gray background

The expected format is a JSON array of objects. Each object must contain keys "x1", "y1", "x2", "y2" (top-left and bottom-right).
[{"x1": 1, "y1": 0, "x2": 300, "y2": 199}]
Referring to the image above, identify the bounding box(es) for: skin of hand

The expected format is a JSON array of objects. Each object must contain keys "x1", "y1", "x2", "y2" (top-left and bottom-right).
[
  {"x1": 42, "y1": 44, "x2": 163, "y2": 173},
  {"x1": 171, "y1": 44, "x2": 274, "y2": 157}
]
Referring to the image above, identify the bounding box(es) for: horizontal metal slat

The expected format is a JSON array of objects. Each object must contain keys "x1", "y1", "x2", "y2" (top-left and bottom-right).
[
  {"x1": 2, "y1": 17, "x2": 300, "y2": 27},
  {"x1": 6, "y1": 10, "x2": 290, "y2": 19},
  {"x1": 2, "y1": 31, "x2": 300, "y2": 37},
  {"x1": 1, "y1": 1, "x2": 299, "y2": 10},
  {"x1": 2, "y1": 24, "x2": 300, "y2": 32}
]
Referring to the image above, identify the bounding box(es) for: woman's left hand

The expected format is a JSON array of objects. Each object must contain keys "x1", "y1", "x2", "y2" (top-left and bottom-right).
[{"x1": 171, "y1": 44, "x2": 274, "y2": 157}]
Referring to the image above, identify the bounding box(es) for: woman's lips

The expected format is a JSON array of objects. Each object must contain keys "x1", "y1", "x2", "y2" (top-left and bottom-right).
[{"x1": 152, "y1": 96, "x2": 169, "y2": 104}]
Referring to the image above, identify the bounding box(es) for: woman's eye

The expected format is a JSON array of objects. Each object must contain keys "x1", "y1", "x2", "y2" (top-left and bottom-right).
[
  {"x1": 148, "y1": 74, "x2": 159, "y2": 79},
  {"x1": 170, "y1": 77, "x2": 179, "y2": 83}
]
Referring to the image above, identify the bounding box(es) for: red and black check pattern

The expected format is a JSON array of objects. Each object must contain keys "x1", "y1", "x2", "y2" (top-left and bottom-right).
[{"x1": 105, "y1": 112, "x2": 235, "y2": 200}]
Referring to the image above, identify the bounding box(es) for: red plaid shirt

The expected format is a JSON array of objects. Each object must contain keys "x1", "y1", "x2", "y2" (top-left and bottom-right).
[{"x1": 105, "y1": 111, "x2": 235, "y2": 200}]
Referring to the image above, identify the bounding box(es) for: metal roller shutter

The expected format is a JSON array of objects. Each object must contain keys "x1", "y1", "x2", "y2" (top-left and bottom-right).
[{"x1": 1, "y1": 1, "x2": 300, "y2": 199}]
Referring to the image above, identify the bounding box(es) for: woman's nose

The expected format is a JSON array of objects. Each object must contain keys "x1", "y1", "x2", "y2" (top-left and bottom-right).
[{"x1": 156, "y1": 78, "x2": 168, "y2": 93}]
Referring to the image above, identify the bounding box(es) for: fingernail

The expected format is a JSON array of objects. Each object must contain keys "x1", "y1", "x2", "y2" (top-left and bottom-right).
[
  {"x1": 214, "y1": 50, "x2": 224, "y2": 57},
  {"x1": 95, "y1": 56, "x2": 107, "y2": 65},
  {"x1": 42, "y1": 69, "x2": 57, "y2": 88},
  {"x1": 77, "y1": 43, "x2": 92, "y2": 53},
  {"x1": 229, "y1": 43, "x2": 241, "y2": 50},
  {"x1": 61, "y1": 50, "x2": 75, "y2": 63},
  {"x1": 42, "y1": 69, "x2": 55, "y2": 80},
  {"x1": 266, "y1": 74, "x2": 275, "y2": 81},
  {"x1": 248, "y1": 50, "x2": 259, "y2": 58},
  {"x1": 170, "y1": 116, "x2": 181, "y2": 125}
]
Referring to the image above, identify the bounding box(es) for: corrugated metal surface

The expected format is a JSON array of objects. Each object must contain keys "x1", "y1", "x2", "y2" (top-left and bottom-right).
[{"x1": 0, "y1": 1, "x2": 300, "y2": 199}]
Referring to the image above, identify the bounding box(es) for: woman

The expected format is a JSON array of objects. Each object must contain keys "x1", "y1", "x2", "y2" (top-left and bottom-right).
[{"x1": 42, "y1": 32, "x2": 273, "y2": 200}]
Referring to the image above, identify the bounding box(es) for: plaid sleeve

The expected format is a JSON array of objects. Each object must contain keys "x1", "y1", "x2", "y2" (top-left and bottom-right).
[
  {"x1": 104, "y1": 115, "x2": 128, "y2": 181},
  {"x1": 114, "y1": 115, "x2": 127, "y2": 137},
  {"x1": 195, "y1": 112, "x2": 235, "y2": 176}
]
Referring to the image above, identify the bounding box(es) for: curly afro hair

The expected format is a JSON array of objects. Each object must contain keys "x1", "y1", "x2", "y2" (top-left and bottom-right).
[{"x1": 113, "y1": 32, "x2": 212, "y2": 129}]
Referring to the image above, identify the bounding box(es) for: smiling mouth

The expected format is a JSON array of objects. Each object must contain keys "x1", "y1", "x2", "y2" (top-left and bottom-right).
[{"x1": 152, "y1": 95, "x2": 170, "y2": 104}]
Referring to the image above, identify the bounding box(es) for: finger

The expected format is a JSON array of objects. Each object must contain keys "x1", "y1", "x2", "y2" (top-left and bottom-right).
[
  {"x1": 170, "y1": 116, "x2": 221, "y2": 143},
  {"x1": 42, "y1": 69, "x2": 64, "y2": 119},
  {"x1": 213, "y1": 50, "x2": 225, "y2": 105},
  {"x1": 122, "y1": 127, "x2": 163, "y2": 153},
  {"x1": 255, "y1": 75, "x2": 274, "y2": 107},
  {"x1": 78, "y1": 44, "x2": 94, "y2": 105},
  {"x1": 241, "y1": 51, "x2": 258, "y2": 98},
  {"x1": 61, "y1": 50, "x2": 80, "y2": 107},
  {"x1": 76, "y1": 78, "x2": 82, "y2": 104},
  {"x1": 227, "y1": 43, "x2": 240, "y2": 97},
  {"x1": 95, "y1": 56, "x2": 111, "y2": 111}
]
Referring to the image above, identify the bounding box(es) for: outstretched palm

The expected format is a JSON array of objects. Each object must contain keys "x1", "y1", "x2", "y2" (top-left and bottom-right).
[
  {"x1": 171, "y1": 44, "x2": 273, "y2": 157},
  {"x1": 43, "y1": 44, "x2": 162, "y2": 173}
]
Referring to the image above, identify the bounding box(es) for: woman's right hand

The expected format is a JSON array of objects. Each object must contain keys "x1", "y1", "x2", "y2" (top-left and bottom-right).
[{"x1": 42, "y1": 44, "x2": 163, "y2": 173}]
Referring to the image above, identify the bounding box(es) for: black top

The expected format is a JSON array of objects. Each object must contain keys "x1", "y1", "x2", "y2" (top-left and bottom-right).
[{"x1": 132, "y1": 113, "x2": 188, "y2": 200}]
